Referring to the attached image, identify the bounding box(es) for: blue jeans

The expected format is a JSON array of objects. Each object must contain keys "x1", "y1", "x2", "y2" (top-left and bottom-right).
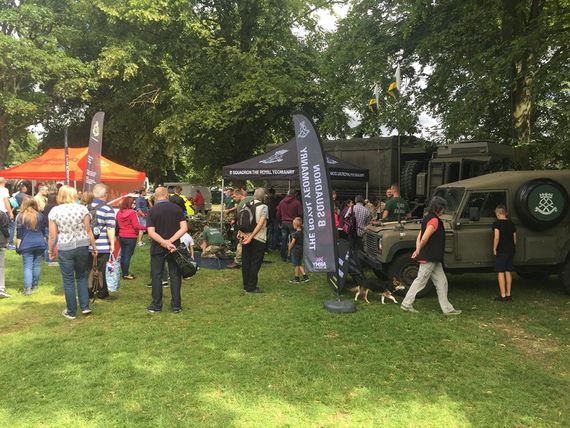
[
  {"x1": 22, "y1": 248, "x2": 44, "y2": 289},
  {"x1": 280, "y1": 222, "x2": 294, "y2": 261},
  {"x1": 58, "y1": 246, "x2": 90, "y2": 316},
  {"x1": 119, "y1": 237, "x2": 137, "y2": 276}
]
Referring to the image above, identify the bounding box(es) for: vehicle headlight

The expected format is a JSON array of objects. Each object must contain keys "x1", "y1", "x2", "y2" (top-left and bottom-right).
[{"x1": 378, "y1": 236, "x2": 383, "y2": 253}]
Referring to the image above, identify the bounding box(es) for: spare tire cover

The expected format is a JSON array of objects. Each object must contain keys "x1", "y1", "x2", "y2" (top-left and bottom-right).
[{"x1": 515, "y1": 178, "x2": 569, "y2": 230}]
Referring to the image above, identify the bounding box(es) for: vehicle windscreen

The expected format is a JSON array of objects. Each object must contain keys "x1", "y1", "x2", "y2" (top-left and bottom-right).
[{"x1": 433, "y1": 187, "x2": 465, "y2": 214}]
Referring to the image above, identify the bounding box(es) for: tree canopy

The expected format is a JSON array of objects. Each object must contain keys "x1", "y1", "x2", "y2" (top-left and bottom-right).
[
  {"x1": 0, "y1": 0, "x2": 93, "y2": 169},
  {"x1": 1, "y1": 0, "x2": 569, "y2": 179},
  {"x1": 322, "y1": 0, "x2": 570, "y2": 167}
]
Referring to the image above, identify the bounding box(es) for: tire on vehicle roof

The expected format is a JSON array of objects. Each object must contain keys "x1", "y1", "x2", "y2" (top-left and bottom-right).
[
  {"x1": 515, "y1": 178, "x2": 569, "y2": 231},
  {"x1": 401, "y1": 160, "x2": 426, "y2": 200}
]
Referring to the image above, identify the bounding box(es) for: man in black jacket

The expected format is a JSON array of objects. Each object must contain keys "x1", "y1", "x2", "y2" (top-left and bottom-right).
[{"x1": 400, "y1": 196, "x2": 461, "y2": 315}]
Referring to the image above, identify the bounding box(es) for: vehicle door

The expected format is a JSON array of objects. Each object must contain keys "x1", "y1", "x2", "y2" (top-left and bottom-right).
[{"x1": 453, "y1": 190, "x2": 508, "y2": 268}]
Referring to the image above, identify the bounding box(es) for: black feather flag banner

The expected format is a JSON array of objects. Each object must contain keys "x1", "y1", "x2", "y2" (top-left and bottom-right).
[
  {"x1": 292, "y1": 112, "x2": 337, "y2": 274},
  {"x1": 82, "y1": 112, "x2": 104, "y2": 192}
]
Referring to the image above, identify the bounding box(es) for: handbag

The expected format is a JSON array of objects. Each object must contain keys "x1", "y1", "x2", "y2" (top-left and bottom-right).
[
  {"x1": 105, "y1": 253, "x2": 121, "y2": 292},
  {"x1": 342, "y1": 206, "x2": 356, "y2": 236},
  {"x1": 88, "y1": 257, "x2": 103, "y2": 300}
]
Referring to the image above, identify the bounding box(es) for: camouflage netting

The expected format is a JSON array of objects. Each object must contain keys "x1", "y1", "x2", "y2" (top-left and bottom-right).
[{"x1": 186, "y1": 212, "x2": 235, "y2": 259}]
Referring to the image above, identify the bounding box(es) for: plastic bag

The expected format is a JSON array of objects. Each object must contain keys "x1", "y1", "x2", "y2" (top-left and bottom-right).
[{"x1": 106, "y1": 253, "x2": 121, "y2": 292}]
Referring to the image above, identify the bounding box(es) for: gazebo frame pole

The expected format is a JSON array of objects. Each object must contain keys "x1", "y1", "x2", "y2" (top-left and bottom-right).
[{"x1": 220, "y1": 178, "x2": 224, "y2": 235}]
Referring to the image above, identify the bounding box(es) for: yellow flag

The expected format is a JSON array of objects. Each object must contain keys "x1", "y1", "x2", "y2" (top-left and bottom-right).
[{"x1": 387, "y1": 64, "x2": 401, "y2": 98}]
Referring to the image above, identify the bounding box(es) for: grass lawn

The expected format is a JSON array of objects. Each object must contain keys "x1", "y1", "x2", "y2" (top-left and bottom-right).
[{"x1": 0, "y1": 245, "x2": 568, "y2": 427}]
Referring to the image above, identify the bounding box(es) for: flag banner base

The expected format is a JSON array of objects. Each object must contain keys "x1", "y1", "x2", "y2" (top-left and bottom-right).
[{"x1": 324, "y1": 299, "x2": 357, "y2": 314}]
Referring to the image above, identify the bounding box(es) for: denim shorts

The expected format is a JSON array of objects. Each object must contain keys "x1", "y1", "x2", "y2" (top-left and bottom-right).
[{"x1": 291, "y1": 252, "x2": 302, "y2": 267}]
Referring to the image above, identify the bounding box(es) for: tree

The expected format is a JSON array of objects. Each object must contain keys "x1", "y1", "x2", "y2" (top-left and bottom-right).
[
  {"x1": 322, "y1": 0, "x2": 570, "y2": 167},
  {"x1": 0, "y1": 0, "x2": 93, "y2": 169},
  {"x1": 54, "y1": 0, "x2": 331, "y2": 182}
]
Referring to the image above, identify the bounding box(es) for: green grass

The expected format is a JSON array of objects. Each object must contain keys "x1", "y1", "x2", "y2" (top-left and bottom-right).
[{"x1": 0, "y1": 245, "x2": 568, "y2": 427}]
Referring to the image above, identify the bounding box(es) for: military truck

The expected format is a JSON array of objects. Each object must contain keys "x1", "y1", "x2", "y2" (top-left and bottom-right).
[
  {"x1": 361, "y1": 170, "x2": 570, "y2": 295},
  {"x1": 322, "y1": 138, "x2": 527, "y2": 205},
  {"x1": 163, "y1": 182, "x2": 213, "y2": 213}
]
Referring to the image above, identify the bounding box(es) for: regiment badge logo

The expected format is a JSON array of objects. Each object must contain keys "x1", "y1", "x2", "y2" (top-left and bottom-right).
[
  {"x1": 92, "y1": 121, "x2": 100, "y2": 138},
  {"x1": 298, "y1": 121, "x2": 310, "y2": 138},
  {"x1": 326, "y1": 157, "x2": 338, "y2": 165},
  {"x1": 535, "y1": 192, "x2": 557, "y2": 216},
  {"x1": 260, "y1": 149, "x2": 288, "y2": 164}
]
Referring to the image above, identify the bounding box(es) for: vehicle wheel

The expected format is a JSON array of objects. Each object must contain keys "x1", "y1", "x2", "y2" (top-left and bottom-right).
[
  {"x1": 560, "y1": 259, "x2": 570, "y2": 295},
  {"x1": 515, "y1": 178, "x2": 569, "y2": 231},
  {"x1": 373, "y1": 269, "x2": 388, "y2": 279},
  {"x1": 387, "y1": 253, "x2": 434, "y2": 298},
  {"x1": 400, "y1": 160, "x2": 426, "y2": 200},
  {"x1": 516, "y1": 271, "x2": 550, "y2": 281}
]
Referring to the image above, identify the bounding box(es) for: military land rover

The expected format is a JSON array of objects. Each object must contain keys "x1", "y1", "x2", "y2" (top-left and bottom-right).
[{"x1": 361, "y1": 170, "x2": 570, "y2": 295}]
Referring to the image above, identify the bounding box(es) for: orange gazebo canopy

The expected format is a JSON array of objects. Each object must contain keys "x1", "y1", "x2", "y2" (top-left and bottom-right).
[{"x1": 0, "y1": 148, "x2": 145, "y2": 183}]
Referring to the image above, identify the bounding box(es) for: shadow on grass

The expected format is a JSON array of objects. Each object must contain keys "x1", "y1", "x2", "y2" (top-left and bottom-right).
[{"x1": 0, "y1": 251, "x2": 568, "y2": 426}]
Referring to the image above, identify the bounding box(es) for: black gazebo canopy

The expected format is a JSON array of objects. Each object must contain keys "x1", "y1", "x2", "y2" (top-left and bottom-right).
[{"x1": 222, "y1": 139, "x2": 369, "y2": 182}]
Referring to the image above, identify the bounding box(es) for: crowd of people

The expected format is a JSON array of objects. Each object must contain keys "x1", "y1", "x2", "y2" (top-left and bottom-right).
[{"x1": 0, "y1": 178, "x2": 517, "y2": 318}]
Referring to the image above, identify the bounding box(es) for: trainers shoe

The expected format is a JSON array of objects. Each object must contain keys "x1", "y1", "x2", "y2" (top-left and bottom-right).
[
  {"x1": 47, "y1": 261, "x2": 59, "y2": 267},
  {"x1": 400, "y1": 304, "x2": 419, "y2": 313},
  {"x1": 23, "y1": 288, "x2": 32, "y2": 296},
  {"x1": 146, "y1": 283, "x2": 153, "y2": 288},
  {"x1": 62, "y1": 310, "x2": 76, "y2": 320},
  {"x1": 147, "y1": 307, "x2": 161, "y2": 313},
  {"x1": 302, "y1": 276, "x2": 310, "y2": 283},
  {"x1": 0, "y1": 290, "x2": 11, "y2": 298},
  {"x1": 7, "y1": 244, "x2": 16, "y2": 250},
  {"x1": 82, "y1": 308, "x2": 92, "y2": 315},
  {"x1": 123, "y1": 274, "x2": 136, "y2": 280},
  {"x1": 289, "y1": 278, "x2": 301, "y2": 284},
  {"x1": 137, "y1": 242, "x2": 145, "y2": 247},
  {"x1": 494, "y1": 296, "x2": 506, "y2": 302},
  {"x1": 172, "y1": 308, "x2": 182, "y2": 314},
  {"x1": 162, "y1": 281, "x2": 169, "y2": 288},
  {"x1": 505, "y1": 295, "x2": 512, "y2": 302},
  {"x1": 444, "y1": 309, "x2": 462, "y2": 316}
]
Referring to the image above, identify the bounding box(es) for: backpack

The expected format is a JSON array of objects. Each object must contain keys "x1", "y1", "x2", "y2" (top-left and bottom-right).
[
  {"x1": 237, "y1": 200, "x2": 260, "y2": 233},
  {"x1": 88, "y1": 201, "x2": 107, "y2": 239},
  {"x1": 342, "y1": 206, "x2": 356, "y2": 236}
]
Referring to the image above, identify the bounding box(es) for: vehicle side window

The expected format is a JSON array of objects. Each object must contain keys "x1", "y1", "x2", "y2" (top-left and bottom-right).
[{"x1": 461, "y1": 191, "x2": 507, "y2": 219}]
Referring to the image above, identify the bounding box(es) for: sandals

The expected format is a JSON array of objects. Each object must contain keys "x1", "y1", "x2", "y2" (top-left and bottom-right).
[{"x1": 123, "y1": 275, "x2": 136, "y2": 280}]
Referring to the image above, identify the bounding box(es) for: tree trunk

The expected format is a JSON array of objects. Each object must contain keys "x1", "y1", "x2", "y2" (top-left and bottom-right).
[
  {"x1": 502, "y1": 0, "x2": 544, "y2": 146},
  {"x1": 512, "y1": 56, "x2": 533, "y2": 146}
]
